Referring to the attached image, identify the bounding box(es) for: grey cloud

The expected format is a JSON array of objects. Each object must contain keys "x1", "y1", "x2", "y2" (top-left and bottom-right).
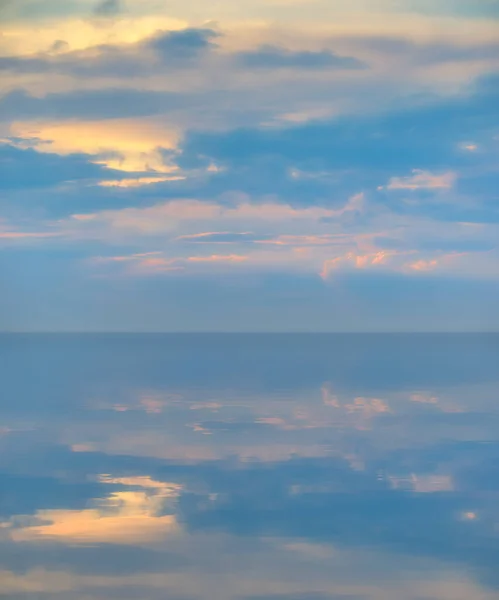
[
  {"x1": 174, "y1": 72, "x2": 499, "y2": 221},
  {"x1": 401, "y1": 0, "x2": 499, "y2": 19},
  {"x1": 373, "y1": 237, "x2": 496, "y2": 253},
  {"x1": 242, "y1": 595, "x2": 359, "y2": 600},
  {"x1": 0, "y1": 0, "x2": 13, "y2": 13},
  {"x1": 237, "y1": 45, "x2": 366, "y2": 70},
  {"x1": 356, "y1": 36, "x2": 499, "y2": 65},
  {"x1": 0, "y1": 27, "x2": 220, "y2": 78},
  {"x1": 0, "y1": 0, "x2": 84, "y2": 22},
  {"x1": 248, "y1": 596, "x2": 364, "y2": 600},
  {"x1": 0, "y1": 48, "x2": 144, "y2": 78},
  {"x1": 0, "y1": 142, "x2": 127, "y2": 190},
  {"x1": 49, "y1": 39, "x2": 70, "y2": 53},
  {"x1": 93, "y1": 0, "x2": 123, "y2": 17},
  {"x1": 144, "y1": 28, "x2": 220, "y2": 61},
  {"x1": 0, "y1": 539, "x2": 185, "y2": 577},
  {"x1": 1, "y1": 29, "x2": 495, "y2": 81},
  {"x1": 0, "y1": 88, "x2": 187, "y2": 121}
]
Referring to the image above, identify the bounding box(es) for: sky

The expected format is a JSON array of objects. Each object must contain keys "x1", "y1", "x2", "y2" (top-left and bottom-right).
[{"x1": 0, "y1": 0, "x2": 498, "y2": 331}]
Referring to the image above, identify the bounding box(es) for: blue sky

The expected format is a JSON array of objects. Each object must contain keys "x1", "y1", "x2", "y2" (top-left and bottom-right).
[{"x1": 0, "y1": 0, "x2": 498, "y2": 331}]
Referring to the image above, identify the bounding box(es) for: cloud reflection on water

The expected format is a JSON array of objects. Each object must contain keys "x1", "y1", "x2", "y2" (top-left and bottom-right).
[{"x1": 1, "y1": 334, "x2": 499, "y2": 598}]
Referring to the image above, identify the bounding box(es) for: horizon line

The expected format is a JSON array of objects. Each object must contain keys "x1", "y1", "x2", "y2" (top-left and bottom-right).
[{"x1": 1, "y1": 331, "x2": 498, "y2": 335}]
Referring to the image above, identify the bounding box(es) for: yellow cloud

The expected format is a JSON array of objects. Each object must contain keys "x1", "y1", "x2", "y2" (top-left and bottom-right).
[
  {"x1": 6, "y1": 476, "x2": 182, "y2": 546},
  {"x1": 1, "y1": 16, "x2": 187, "y2": 57},
  {"x1": 10, "y1": 119, "x2": 180, "y2": 173},
  {"x1": 99, "y1": 176, "x2": 185, "y2": 187}
]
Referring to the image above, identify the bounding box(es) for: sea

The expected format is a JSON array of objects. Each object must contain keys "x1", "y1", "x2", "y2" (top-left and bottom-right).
[{"x1": 1, "y1": 333, "x2": 499, "y2": 600}]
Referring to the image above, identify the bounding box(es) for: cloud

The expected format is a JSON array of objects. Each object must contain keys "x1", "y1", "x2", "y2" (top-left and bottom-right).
[
  {"x1": 236, "y1": 45, "x2": 366, "y2": 70},
  {"x1": 320, "y1": 250, "x2": 401, "y2": 279},
  {"x1": 0, "y1": 27, "x2": 219, "y2": 79},
  {"x1": 258, "y1": 234, "x2": 350, "y2": 247},
  {"x1": 67, "y1": 200, "x2": 337, "y2": 237},
  {"x1": 354, "y1": 36, "x2": 499, "y2": 66},
  {"x1": 91, "y1": 251, "x2": 249, "y2": 275},
  {"x1": 93, "y1": 0, "x2": 123, "y2": 17},
  {"x1": 6, "y1": 477, "x2": 181, "y2": 545},
  {"x1": 402, "y1": 0, "x2": 499, "y2": 19},
  {"x1": 92, "y1": 251, "x2": 165, "y2": 263},
  {"x1": 176, "y1": 232, "x2": 259, "y2": 243},
  {"x1": 0, "y1": 142, "x2": 121, "y2": 190},
  {"x1": 8, "y1": 119, "x2": 180, "y2": 173},
  {"x1": 99, "y1": 176, "x2": 184, "y2": 187},
  {"x1": 174, "y1": 72, "x2": 499, "y2": 223},
  {"x1": 408, "y1": 258, "x2": 439, "y2": 271},
  {"x1": 144, "y1": 27, "x2": 220, "y2": 61},
  {"x1": 187, "y1": 254, "x2": 248, "y2": 263},
  {"x1": 381, "y1": 169, "x2": 456, "y2": 190},
  {"x1": 0, "y1": 232, "x2": 61, "y2": 240},
  {"x1": 373, "y1": 236, "x2": 495, "y2": 254},
  {"x1": 179, "y1": 73, "x2": 498, "y2": 173},
  {"x1": 0, "y1": 88, "x2": 186, "y2": 121}
]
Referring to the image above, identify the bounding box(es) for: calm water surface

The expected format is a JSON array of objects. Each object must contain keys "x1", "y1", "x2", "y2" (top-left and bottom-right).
[{"x1": 1, "y1": 334, "x2": 499, "y2": 600}]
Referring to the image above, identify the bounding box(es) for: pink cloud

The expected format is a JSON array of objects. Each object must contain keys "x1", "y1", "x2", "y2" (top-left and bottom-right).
[
  {"x1": 176, "y1": 231, "x2": 253, "y2": 242},
  {"x1": 92, "y1": 251, "x2": 250, "y2": 275},
  {"x1": 93, "y1": 252, "x2": 163, "y2": 263},
  {"x1": 409, "y1": 259, "x2": 439, "y2": 271},
  {"x1": 187, "y1": 254, "x2": 248, "y2": 263},
  {"x1": 258, "y1": 234, "x2": 350, "y2": 247},
  {"x1": 130, "y1": 257, "x2": 184, "y2": 274},
  {"x1": 0, "y1": 232, "x2": 61, "y2": 239},
  {"x1": 381, "y1": 170, "x2": 456, "y2": 191},
  {"x1": 72, "y1": 214, "x2": 97, "y2": 221},
  {"x1": 320, "y1": 250, "x2": 394, "y2": 279},
  {"x1": 405, "y1": 252, "x2": 468, "y2": 273},
  {"x1": 69, "y1": 200, "x2": 337, "y2": 239}
]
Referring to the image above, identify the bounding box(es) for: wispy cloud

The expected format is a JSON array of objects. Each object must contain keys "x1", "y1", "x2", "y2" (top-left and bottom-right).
[
  {"x1": 381, "y1": 169, "x2": 457, "y2": 191},
  {"x1": 320, "y1": 250, "x2": 404, "y2": 279},
  {"x1": 236, "y1": 45, "x2": 366, "y2": 70},
  {"x1": 187, "y1": 254, "x2": 248, "y2": 263}
]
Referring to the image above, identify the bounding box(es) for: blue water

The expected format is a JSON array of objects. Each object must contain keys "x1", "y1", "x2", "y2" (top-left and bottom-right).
[{"x1": 1, "y1": 334, "x2": 499, "y2": 599}]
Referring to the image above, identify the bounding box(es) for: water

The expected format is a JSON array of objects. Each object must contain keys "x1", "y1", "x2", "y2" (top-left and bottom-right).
[{"x1": 1, "y1": 333, "x2": 499, "y2": 600}]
